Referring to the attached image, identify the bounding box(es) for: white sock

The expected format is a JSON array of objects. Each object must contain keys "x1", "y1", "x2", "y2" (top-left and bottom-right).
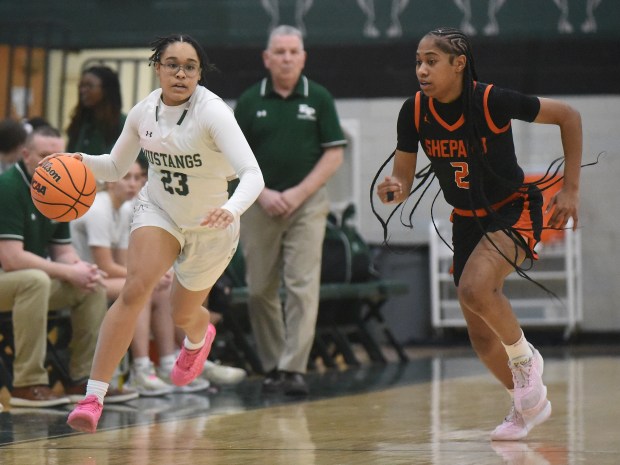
[
  {"x1": 85, "y1": 379, "x2": 109, "y2": 405},
  {"x1": 184, "y1": 334, "x2": 206, "y2": 351},
  {"x1": 132, "y1": 356, "x2": 151, "y2": 371},
  {"x1": 502, "y1": 331, "x2": 534, "y2": 362},
  {"x1": 159, "y1": 354, "x2": 176, "y2": 373}
]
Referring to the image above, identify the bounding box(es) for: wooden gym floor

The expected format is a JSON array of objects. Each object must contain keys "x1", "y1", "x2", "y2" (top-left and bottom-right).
[{"x1": 0, "y1": 343, "x2": 619, "y2": 465}]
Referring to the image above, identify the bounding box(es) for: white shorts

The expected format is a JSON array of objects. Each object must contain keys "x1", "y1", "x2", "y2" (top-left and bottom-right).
[{"x1": 131, "y1": 198, "x2": 240, "y2": 291}]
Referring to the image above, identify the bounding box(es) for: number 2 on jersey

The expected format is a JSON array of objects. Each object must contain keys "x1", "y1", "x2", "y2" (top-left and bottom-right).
[
  {"x1": 450, "y1": 162, "x2": 470, "y2": 189},
  {"x1": 160, "y1": 170, "x2": 189, "y2": 196}
]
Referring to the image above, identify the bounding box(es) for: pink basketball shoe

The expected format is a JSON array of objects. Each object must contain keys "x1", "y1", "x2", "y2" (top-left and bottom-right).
[
  {"x1": 490, "y1": 401, "x2": 552, "y2": 441},
  {"x1": 511, "y1": 347, "x2": 550, "y2": 418},
  {"x1": 67, "y1": 395, "x2": 103, "y2": 433},
  {"x1": 492, "y1": 347, "x2": 552, "y2": 441},
  {"x1": 170, "y1": 324, "x2": 216, "y2": 386}
]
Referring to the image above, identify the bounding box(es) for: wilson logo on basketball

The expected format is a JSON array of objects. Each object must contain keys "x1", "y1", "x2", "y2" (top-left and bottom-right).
[{"x1": 40, "y1": 160, "x2": 62, "y2": 182}]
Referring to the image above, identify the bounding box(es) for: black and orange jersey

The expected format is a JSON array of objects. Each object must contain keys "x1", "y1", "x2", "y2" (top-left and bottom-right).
[{"x1": 396, "y1": 82, "x2": 540, "y2": 210}]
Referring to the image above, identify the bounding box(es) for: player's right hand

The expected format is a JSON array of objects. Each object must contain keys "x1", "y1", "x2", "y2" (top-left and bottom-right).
[{"x1": 376, "y1": 176, "x2": 403, "y2": 204}]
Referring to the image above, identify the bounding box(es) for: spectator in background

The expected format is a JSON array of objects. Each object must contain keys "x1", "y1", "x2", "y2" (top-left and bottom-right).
[
  {"x1": 66, "y1": 66, "x2": 125, "y2": 155},
  {"x1": 26, "y1": 116, "x2": 54, "y2": 131},
  {"x1": 0, "y1": 125, "x2": 137, "y2": 407},
  {"x1": 0, "y1": 118, "x2": 28, "y2": 174},
  {"x1": 234, "y1": 25, "x2": 346, "y2": 396}
]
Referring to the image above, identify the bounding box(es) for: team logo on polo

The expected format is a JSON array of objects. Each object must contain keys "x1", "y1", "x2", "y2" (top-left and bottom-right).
[{"x1": 297, "y1": 104, "x2": 316, "y2": 121}]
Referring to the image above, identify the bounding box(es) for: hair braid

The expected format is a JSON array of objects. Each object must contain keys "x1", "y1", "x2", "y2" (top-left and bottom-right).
[{"x1": 425, "y1": 28, "x2": 563, "y2": 297}]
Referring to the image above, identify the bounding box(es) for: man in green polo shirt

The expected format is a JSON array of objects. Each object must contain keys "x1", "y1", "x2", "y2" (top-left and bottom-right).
[
  {"x1": 0, "y1": 125, "x2": 133, "y2": 407},
  {"x1": 235, "y1": 25, "x2": 346, "y2": 396}
]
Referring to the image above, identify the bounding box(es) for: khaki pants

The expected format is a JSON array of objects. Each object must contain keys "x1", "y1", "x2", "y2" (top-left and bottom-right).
[
  {"x1": 0, "y1": 269, "x2": 107, "y2": 387},
  {"x1": 240, "y1": 188, "x2": 329, "y2": 373}
]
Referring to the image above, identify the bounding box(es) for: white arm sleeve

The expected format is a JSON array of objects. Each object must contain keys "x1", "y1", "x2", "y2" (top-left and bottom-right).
[
  {"x1": 207, "y1": 100, "x2": 264, "y2": 219},
  {"x1": 81, "y1": 103, "x2": 144, "y2": 181}
]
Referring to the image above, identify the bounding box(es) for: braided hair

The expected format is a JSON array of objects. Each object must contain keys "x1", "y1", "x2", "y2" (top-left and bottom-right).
[
  {"x1": 424, "y1": 27, "x2": 555, "y2": 286},
  {"x1": 371, "y1": 27, "x2": 566, "y2": 295},
  {"x1": 148, "y1": 34, "x2": 217, "y2": 87}
]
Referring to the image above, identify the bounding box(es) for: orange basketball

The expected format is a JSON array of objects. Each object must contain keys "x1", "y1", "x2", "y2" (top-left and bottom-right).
[{"x1": 30, "y1": 155, "x2": 97, "y2": 222}]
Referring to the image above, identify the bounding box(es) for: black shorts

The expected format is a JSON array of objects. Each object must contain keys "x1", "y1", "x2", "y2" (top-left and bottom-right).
[{"x1": 451, "y1": 187, "x2": 544, "y2": 286}]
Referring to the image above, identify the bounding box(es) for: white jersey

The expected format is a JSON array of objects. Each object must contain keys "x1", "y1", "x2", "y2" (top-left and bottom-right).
[
  {"x1": 82, "y1": 86, "x2": 264, "y2": 229},
  {"x1": 71, "y1": 191, "x2": 133, "y2": 262}
]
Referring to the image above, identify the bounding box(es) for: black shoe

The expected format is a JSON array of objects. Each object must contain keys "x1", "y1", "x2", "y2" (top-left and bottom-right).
[
  {"x1": 282, "y1": 371, "x2": 308, "y2": 396},
  {"x1": 262, "y1": 369, "x2": 284, "y2": 393}
]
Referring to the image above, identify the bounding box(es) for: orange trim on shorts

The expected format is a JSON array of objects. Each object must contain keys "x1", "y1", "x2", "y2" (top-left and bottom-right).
[
  {"x1": 451, "y1": 190, "x2": 540, "y2": 260},
  {"x1": 451, "y1": 191, "x2": 524, "y2": 218}
]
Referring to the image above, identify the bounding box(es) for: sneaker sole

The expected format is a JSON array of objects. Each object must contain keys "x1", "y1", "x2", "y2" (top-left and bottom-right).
[
  {"x1": 104, "y1": 391, "x2": 140, "y2": 404},
  {"x1": 67, "y1": 414, "x2": 97, "y2": 433},
  {"x1": 524, "y1": 399, "x2": 552, "y2": 432},
  {"x1": 135, "y1": 389, "x2": 174, "y2": 397},
  {"x1": 10, "y1": 397, "x2": 71, "y2": 408},
  {"x1": 205, "y1": 371, "x2": 247, "y2": 385},
  {"x1": 491, "y1": 400, "x2": 552, "y2": 441},
  {"x1": 172, "y1": 383, "x2": 210, "y2": 393},
  {"x1": 126, "y1": 384, "x2": 174, "y2": 397},
  {"x1": 67, "y1": 391, "x2": 139, "y2": 404}
]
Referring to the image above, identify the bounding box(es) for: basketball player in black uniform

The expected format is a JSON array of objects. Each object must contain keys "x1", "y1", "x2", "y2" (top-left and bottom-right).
[{"x1": 376, "y1": 27, "x2": 582, "y2": 440}]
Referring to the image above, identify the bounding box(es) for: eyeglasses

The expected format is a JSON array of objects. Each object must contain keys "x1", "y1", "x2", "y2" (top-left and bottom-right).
[{"x1": 158, "y1": 62, "x2": 200, "y2": 77}]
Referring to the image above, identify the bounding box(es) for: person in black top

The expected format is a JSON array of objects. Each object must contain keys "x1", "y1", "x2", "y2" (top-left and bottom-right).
[
  {"x1": 376, "y1": 27, "x2": 582, "y2": 441},
  {"x1": 66, "y1": 66, "x2": 126, "y2": 155}
]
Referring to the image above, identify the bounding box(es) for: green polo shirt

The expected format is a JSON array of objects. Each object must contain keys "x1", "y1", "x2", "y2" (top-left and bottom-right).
[
  {"x1": 0, "y1": 160, "x2": 72, "y2": 264},
  {"x1": 235, "y1": 75, "x2": 347, "y2": 191}
]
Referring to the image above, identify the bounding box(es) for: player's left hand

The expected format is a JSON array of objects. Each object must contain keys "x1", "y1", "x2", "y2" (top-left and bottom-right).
[
  {"x1": 547, "y1": 188, "x2": 579, "y2": 230},
  {"x1": 201, "y1": 208, "x2": 234, "y2": 229},
  {"x1": 39, "y1": 152, "x2": 83, "y2": 165}
]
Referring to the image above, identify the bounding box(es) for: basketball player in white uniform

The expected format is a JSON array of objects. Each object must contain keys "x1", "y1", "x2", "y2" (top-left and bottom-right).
[{"x1": 44, "y1": 34, "x2": 264, "y2": 433}]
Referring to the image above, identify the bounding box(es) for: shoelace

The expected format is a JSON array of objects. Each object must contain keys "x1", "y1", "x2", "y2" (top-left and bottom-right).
[
  {"x1": 502, "y1": 404, "x2": 524, "y2": 425},
  {"x1": 511, "y1": 358, "x2": 533, "y2": 388},
  {"x1": 78, "y1": 397, "x2": 101, "y2": 413}
]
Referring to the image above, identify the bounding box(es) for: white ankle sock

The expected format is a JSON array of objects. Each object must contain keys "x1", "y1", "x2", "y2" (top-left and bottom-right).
[
  {"x1": 502, "y1": 331, "x2": 534, "y2": 362},
  {"x1": 184, "y1": 334, "x2": 206, "y2": 351},
  {"x1": 132, "y1": 356, "x2": 151, "y2": 371},
  {"x1": 85, "y1": 379, "x2": 109, "y2": 405},
  {"x1": 159, "y1": 354, "x2": 176, "y2": 373}
]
